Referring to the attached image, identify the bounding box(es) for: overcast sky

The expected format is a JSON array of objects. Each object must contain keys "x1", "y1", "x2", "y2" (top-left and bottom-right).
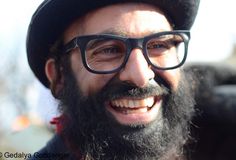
[{"x1": 190, "y1": 0, "x2": 236, "y2": 62}]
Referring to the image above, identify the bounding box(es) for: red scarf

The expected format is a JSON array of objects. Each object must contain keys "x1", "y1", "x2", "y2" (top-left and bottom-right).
[{"x1": 50, "y1": 115, "x2": 64, "y2": 133}]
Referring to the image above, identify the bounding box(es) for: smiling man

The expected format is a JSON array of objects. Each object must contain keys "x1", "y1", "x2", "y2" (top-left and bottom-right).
[{"x1": 27, "y1": 0, "x2": 200, "y2": 159}]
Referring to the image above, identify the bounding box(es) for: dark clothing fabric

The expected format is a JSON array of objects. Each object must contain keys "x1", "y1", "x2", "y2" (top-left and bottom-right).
[{"x1": 28, "y1": 135, "x2": 76, "y2": 160}]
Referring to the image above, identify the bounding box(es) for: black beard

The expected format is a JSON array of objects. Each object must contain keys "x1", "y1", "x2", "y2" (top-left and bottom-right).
[{"x1": 58, "y1": 67, "x2": 195, "y2": 160}]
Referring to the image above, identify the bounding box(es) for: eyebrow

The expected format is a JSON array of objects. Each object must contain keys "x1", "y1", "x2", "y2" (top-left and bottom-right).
[
  {"x1": 98, "y1": 28, "x2": 128, "y2": 36},
  {"x1": 98, "y1": 28, "x2": 166, "y2": 37}
]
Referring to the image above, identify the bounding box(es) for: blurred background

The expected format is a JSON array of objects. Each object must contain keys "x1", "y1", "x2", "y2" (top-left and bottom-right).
[{"x1": 0, "y1": 0, "x2": 236, "y2": 159}]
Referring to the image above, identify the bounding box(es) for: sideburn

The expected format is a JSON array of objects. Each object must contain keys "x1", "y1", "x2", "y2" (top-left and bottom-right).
[{"x1": 48, "y1": 37, "x2": 67, "y2": 98}]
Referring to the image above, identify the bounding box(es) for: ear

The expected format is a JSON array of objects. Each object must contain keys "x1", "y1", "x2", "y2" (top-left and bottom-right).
[
  {"x1": 45, "y1": 58, "x2": 64, "y2": 96},
  {"x1": 45, "y1": 58, "x2": 57, "y2": 83}
]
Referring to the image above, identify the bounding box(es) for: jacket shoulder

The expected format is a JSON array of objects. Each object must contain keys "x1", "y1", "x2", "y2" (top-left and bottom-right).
[{"x1": 28, "y1": 134, "x2": 72, "y2": 160}]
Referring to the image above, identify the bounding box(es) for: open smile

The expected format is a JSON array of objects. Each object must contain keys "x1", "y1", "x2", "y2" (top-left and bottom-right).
[{"x1": 106, "y1": 96, "x2": 162, "y2": 125}]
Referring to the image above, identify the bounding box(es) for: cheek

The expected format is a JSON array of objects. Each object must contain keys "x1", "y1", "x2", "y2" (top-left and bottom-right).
[
  {"x1": 156, "y1": 69, "x2": 180, "y2": 90},
  {"x1": 78, "y1": 72, "x2": 114, "y2": 96},
  {"x1": 70, "y1": 53, "x2": 115, "y2": 96}
]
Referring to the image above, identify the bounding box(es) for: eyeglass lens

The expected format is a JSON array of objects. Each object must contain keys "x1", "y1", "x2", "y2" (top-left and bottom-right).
[
  {"x1": 82, "y1": 33, "x2": 185, "y2": 72},
  {"x1": 146, "y1": 34, "x2": 185, "y2": 69}
]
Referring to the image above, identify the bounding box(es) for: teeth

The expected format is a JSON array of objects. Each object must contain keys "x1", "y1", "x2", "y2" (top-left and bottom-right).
[
  {"x1": 128, "y1": 101, "x2": 134, "y2": 108},
  {"x1": 111, "y1": 97, "x2": 155, "y2": 108},
  {"x1": 146, "y1": 97, "x2": 155, "y2": 108},
  {"x1": 114, "y1": 101, "x2": 119, "y2": 107},
  {"x1": 125, "y1": 107, "x2": 148, "y2": 114}
]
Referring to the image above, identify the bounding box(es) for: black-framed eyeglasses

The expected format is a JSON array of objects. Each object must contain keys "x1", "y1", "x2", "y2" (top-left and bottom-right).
[{"x1": 63, "y1": 30, "x2": 190, "y2": 74}]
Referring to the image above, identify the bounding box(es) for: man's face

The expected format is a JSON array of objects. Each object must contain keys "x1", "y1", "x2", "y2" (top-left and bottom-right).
[
  {"x1": 63, "y1": 3, "x2": 180, "y2": 125},
  {"x1": 56, "y1": 3, "x2": 195, "y2": 159}
]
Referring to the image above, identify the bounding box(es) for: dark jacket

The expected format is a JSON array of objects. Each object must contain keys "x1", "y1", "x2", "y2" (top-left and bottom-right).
[{"x1": 28, "y1": 135, "x2": 76, "y2": 160}]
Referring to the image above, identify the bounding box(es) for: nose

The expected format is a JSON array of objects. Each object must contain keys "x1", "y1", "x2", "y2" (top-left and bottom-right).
[{"x1": 119, "y1": 49, "x2": 155, "y2": 87}]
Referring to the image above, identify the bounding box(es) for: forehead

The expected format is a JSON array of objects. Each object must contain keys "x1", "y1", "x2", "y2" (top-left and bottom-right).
[{"x1": 63, "y1": 3, "x2": 172, "y2": 42}]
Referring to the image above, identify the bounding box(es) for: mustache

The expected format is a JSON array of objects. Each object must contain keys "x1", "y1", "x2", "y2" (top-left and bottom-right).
[{"x1": 98, "y1": 78, "x2": 170, "y2": 101}]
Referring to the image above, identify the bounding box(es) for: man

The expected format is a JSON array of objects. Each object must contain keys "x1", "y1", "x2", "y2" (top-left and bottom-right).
[{"x1": 27, "y1": 0, "x2": 200, "y2": 159}]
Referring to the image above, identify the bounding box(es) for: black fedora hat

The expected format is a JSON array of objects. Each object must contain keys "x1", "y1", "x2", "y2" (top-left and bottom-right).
[{"x1": 26, "y1": 0, "x2": 200, "y2": 88}]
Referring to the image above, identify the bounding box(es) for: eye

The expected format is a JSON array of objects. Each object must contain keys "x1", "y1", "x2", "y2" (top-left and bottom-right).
[
  {"x1": 147, "y1": 41, "x2": 170, "y2": 50},
  {"x1": 146, "y1": 35, "x2": 184, "y2": 56},
  {"x1": 147, "y1": 34, "x2": 184, "y2": 50},
  {"x1": 94, "y1": 45, "x2": 123, "y2": 55},
  {"x1": 86, "y1": 39, "x2": 127, "y2": 63},
  {"x1": 147, "y1": 37, "x2": 180, "y2": 49},
  {"x1": 87, "y1": 39, "x2": 126, "y2": 57},
  {"x1": 147, "y1": 40, "x2": 172, "y2": 56}
]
